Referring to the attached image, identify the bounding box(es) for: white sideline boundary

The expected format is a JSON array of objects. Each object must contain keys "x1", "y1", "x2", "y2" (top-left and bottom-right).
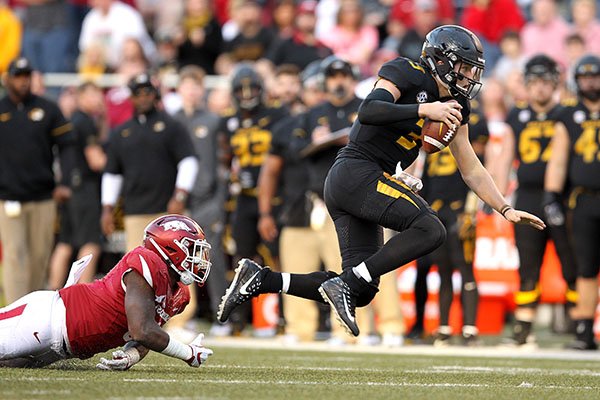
[{"x1": 205, "y1": 336, "x2": 600, "y2": 361}]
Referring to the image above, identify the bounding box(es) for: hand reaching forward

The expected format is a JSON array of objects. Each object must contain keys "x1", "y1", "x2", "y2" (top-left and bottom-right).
[
  {"x1": 504, "y1": 208, "x2": 546, "y2": 230},
  {"x1": 186, "y1": 333, "x2": 214, "y2": 367},
  {"x1": 96, "y1": 346, "x2": 141, "y2": 371}
]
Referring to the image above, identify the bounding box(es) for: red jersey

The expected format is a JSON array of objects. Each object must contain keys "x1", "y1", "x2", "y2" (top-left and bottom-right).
[{"x1": 59, "y1": 247, "x2": 190, "y2": 359}]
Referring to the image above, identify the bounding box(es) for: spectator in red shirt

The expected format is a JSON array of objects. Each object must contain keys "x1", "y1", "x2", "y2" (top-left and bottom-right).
[
  {"x1": 461, "y1": 0, "x2": 525, "y2": 72},
  {"x1": 389, "y1": 0, "x2": 454, "y2": 37}
]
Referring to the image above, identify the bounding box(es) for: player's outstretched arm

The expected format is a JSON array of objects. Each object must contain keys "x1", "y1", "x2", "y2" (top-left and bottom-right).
[
  {"x1": 449, "y1": 125, "x2": 546, "y2": 231},
  {"x1": 120, "y1": 271, "x2": 213, "y2": 368}
]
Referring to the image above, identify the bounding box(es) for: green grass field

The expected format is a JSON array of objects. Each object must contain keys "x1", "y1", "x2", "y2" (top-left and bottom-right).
[{"x1": 3, "y1": 338, "x2": 600, "y2": 400}]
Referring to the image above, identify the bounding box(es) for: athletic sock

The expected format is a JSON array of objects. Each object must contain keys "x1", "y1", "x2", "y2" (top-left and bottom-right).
[
  {"x1": 352, "y1": 262, "x2": 372, "y2": 283},
  {"x1": 286, "y1": 271, "x2": 336, "y2": 303}
]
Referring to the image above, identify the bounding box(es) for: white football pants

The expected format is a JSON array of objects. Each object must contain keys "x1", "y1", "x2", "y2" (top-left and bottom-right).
[{"x1": 0, "y1": 290, "x2": 69, "y2": 367}]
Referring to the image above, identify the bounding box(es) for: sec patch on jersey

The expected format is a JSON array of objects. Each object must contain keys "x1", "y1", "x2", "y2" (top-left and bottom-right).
[{"x1": 421, "y1": 119, "x2": 457, "y2": 154}]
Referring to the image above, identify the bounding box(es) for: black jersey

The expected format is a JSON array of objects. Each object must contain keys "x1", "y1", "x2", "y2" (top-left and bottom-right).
[
  {"x1": 222, "y1": 105, "x2": 289, "y2": 190},
  {"x1": 506, "y1": 103, "x2": 562, "y2": 189},
  {"x1": 105, "y1": 109, "x2": 195, "y2": 214},
  {"x1": 302, "y1": 97, "x2": 362, "y2": 197},
  {"x1": 425, "y1": 103, "x2": 489, "y2": 202},
  {"x1": 339, "y1": 57, "x2": 471, "y2": 174},
  {"x1": 556, "y1": 101, "x2": 600, "y2": 190},
  {"x1": 0, "y1": 94, "x2": 74, "y2": 201},
  {"x1": 270, "y1": 115, "x2": 310, "y2": 227}
]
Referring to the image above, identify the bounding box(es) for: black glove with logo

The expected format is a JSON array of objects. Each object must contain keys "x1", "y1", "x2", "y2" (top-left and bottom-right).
[{"x1": 543, "y1": 191, "x2": 565, "y2": 227}]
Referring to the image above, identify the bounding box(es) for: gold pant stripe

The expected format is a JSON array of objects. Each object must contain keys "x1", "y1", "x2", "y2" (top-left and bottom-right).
[
  {"x1": 376, "y1": 181, "x2": 419, "y2": 209},
  {"x1": 382, "y1": 172, "x2": 413, "y2": 191},
  {"x1": 515, "y1": 288, "x2": 541, "y2": 305}
]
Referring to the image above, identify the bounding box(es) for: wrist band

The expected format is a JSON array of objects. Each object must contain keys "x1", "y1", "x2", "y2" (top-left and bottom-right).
[
  {"x1": 500, "y1": 204, "x2": 513, "y2": 218},
  {"x1": 161, "y1": 334, "x2": 192, "y2": 361}
]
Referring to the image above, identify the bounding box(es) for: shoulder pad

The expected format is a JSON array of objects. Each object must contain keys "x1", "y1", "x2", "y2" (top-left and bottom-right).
[
  {"x1": 221, "y1": 108, "x2": 237, "y2": 117},
  {"x1": 378, "y1": 57, "x2": 427, "y2": 90},
  {"x1": 515, "y1": 101, "x2": 528, "y2": 109},
  {"x1": 266, "y1": 99, "x2": 281, "y2": 108},
  {"x1": 560, "y1": 98, "x2": 578, "y2": 107}
]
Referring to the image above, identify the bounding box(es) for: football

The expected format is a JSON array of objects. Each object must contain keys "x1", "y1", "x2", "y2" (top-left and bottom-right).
[{"x1": 421, "y1": 119, "x2": 457, "y2": 154}]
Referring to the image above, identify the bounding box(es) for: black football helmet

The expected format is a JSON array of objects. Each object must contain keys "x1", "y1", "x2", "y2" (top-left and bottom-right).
[
  {"x1": 420, "y1": 25, "x2": 485, "y2": 99},
  {"x1": 524, "y1": 54, "x2": 560, "y2": 84},
  {"x1": 231, "y1": 63, "x2": 263, "y2": 111},
  {"x1": 573, "y1": 54, "x2": 600, "y2": 102}
]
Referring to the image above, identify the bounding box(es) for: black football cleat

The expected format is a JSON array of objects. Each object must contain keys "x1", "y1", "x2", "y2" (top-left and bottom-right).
[
  {"x1": 217, "y1": 259, "x2": 264, "y2": 323},
  {"x1": 318, "y1": 277, "x2": 359, "y2": 337}
]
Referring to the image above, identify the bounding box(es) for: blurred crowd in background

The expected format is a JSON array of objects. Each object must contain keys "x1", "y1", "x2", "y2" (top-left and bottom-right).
[{"x1": 0, "y1": 0, "x2": 599, "y2": 348}]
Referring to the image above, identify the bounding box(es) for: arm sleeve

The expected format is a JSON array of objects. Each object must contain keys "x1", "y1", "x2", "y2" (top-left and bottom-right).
[
  {"x1": 357, "y1": 88, "x2": 419, "y2": 126},
  {"x1": 175, "y1": 156, "x2": 199, "y2": 192},
  {"x1": 101, "y1": 172, "x2": 123, "y2": 206}
]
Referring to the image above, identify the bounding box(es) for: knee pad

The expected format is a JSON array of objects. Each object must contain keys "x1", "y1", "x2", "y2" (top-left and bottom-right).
[{"x1": 463, "y1": 281, "x2": 477, "y2": 292}]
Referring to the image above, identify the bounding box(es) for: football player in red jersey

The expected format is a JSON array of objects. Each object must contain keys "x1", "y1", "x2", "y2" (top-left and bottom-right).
[{"x1": 0, "y1": 214, "x2": 214, "y2": 369}]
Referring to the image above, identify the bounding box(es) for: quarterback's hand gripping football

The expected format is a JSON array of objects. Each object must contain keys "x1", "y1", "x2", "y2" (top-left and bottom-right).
[
  {"x1": 96, "y1": 345, "x2": 141, "y2": 371},
  {"x1": 186, "y1": 333, "x2": 213, "y2": 367},
  {"x1": 419, "y1": 100, "x2": 462, "y2": 131}
]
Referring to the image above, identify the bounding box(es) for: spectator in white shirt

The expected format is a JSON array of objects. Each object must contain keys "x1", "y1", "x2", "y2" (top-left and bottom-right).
[{"x1": 79, "y1": 0, "x2": 157, "y2": 70}]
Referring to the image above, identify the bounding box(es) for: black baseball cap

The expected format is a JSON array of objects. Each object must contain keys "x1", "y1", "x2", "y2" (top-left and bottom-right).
[
  {"x1": 7, "y1": 57, "x2": 33, "y2": 76},
  {"x1": 128, "y1": 73, "x2": 157, "y2": 95}
]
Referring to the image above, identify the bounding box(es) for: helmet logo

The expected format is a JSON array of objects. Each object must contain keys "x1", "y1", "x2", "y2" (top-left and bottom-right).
[
  {"x1": 518, "y1": 109, "x2": 531, "y2": 123},
  {"x1": 416, "y1": 91, "x2": 428, "y2": 103},
  {"x1": 162, "y1": 220, "x2": 192, "y2": 232}
]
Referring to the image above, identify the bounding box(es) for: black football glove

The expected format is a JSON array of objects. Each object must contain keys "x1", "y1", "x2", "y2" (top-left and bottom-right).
[{"x1": 543, "y1": 191, "x2": 565, "y2": 227}]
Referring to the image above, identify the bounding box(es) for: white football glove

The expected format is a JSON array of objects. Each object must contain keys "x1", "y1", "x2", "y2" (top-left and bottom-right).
[
  {"x1": 185, "y1": 333, "x2": 213, "y2": 368},
  {"x1": 393, "y1": 163, "x2": 423, "y2": 192},
  {"x1": 96, "y1": 343, "x2": 141, "y2": 371}
]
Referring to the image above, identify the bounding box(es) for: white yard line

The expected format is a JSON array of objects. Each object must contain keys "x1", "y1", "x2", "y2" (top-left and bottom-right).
[
  {"x1": 120, "y1": 378, "x2": 598, "y2": 391},
  {"x1": 206, "y1": 337, "x2": 600, "y2": 361},
  {"x1": 7, "y1": 375, "x2": 600, "y2": 390}
]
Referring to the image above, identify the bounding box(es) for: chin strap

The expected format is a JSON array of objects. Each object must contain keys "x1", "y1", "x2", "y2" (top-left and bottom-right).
[
  {"x1": 179, "y1": 271, "x2": 194, "y2": 286},
  {"x1": 148, "y1": 237, "x2": 191, "y2": 285}
]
